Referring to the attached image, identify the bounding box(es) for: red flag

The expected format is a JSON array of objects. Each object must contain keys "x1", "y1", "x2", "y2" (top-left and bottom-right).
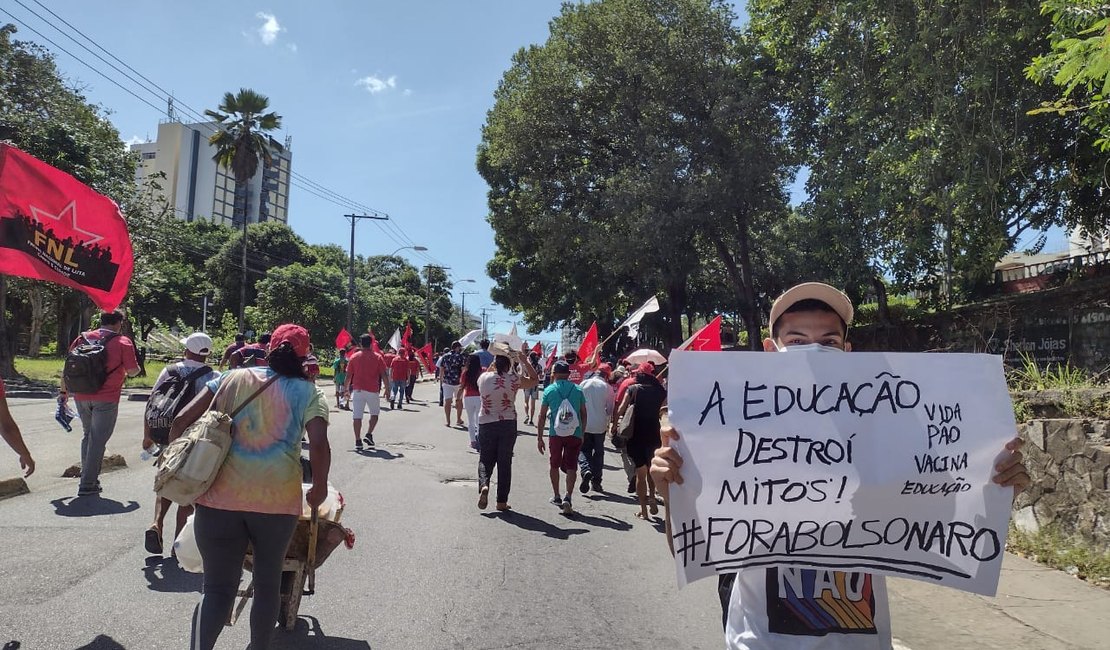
[
  {"x1": 683, "y1": 315, "x2": 723, "y2": 351},
  {"x1": 335, "y1": 328, "x2": 353, "y2": 349},
  {"x1": 367, "y1": 327, "x2": 383, "y2": 355},
  {"x1": 577, "y1": 322, "x2": 599, "y2": 362},
  {"x1": 531, "y1": 341, "x2": 542, "y2": 356},
  {"x1": 416, "y1": 343, "x2": 436, "y2": 372},
  {"x1": 0, "y1": 144, "x2": 133, "y2": 310},
  {"x1": 544, "y1": 343, "x2": 558, "y2": 371},
  {"x1": 402, "y1": 321, "x2": 412, "y2": 348}
]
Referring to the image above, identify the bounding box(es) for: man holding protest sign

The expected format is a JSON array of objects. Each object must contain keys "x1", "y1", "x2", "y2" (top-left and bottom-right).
[{"x1": 650, "y1": 282, "x2": 1030, "y2": 650}]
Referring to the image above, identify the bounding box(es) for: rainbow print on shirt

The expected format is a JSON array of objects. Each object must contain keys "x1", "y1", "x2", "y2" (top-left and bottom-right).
[{"x1": 765, "y1": 568, "x2": 878, "y2": 636}]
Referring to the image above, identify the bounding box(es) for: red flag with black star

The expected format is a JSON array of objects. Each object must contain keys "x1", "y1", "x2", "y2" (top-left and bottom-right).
[
  {"x1": 335, "y1": 328, "x2": 353, "y2": 349},
  {"x1": 0, "y1": 144, "x2": 133, "y2": 310}
]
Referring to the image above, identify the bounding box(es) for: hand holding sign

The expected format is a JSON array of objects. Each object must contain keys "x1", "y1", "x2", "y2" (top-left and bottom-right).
[{"x1": 662, "y1": 350, "x2": 1021, "y2": 596}]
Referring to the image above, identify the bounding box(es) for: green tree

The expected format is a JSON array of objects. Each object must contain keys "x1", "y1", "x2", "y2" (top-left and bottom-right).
[
  {"x1": 750, "y1": 0, "x2": 1107, "y2": 305},
  {"x1": 479, "y1": 0, "x2": 791, "y2": 346},
  {"x1": 0, "y1": 25, "x2": 136, "y2": 376},
  {"x1": 205, "y1": 221, "x2": 309, "y2": 325},
  {"x1": 205, "y1": 88, "x2": 283, "y2": 330},
  {"x1": 247, "y1": 263, "x2": 348, "y2": 338}
]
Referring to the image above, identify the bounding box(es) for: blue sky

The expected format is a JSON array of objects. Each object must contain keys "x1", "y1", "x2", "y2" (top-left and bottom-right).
[
  {"x1": 3, "y1": 1, "x2": 1066, "y2": 343},
  {"x1": 7, "y1": 0, "x2": 660, "y2": 342}
]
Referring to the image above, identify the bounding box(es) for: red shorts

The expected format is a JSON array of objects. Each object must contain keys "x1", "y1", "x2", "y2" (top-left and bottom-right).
[{"x1": 548, "y1": 436, "x2": 582, "y2": 473}]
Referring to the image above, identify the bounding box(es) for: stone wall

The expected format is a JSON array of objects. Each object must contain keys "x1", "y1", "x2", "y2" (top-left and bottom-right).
[
  {"x1": 851, "y1": 277, "x2": 1110, "y2": 372},
  {"x1": 1013, "y1": 418, "x2": 1110, "y2": 547}
]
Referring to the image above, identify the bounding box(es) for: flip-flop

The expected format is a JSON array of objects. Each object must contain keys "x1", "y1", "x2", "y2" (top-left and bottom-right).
[
  {"x1": 635, "y1": 511, "x2": 649, "y2": 520},
  {"x1": 478, "y1": 486, "x2": 489, "y2": 510},
  {"x1": 144, "y1": 527, "x2": 163, "y2": 555}
]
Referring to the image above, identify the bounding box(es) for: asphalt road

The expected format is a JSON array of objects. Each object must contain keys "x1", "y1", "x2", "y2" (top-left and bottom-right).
[
  {"x1": 2, "y1": 382, "x2": 1106, "y2": 649},
  {"x1": 0, "y1": 382, "x2": 723, "y2": 650}
]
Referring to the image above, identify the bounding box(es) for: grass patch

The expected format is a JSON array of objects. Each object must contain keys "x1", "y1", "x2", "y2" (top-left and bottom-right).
[
  {"x1": 1008, "y1": 353, "x2": 1098, "y2": 391},
  {"x1": 15, "y1": 356, "x2": 169, "y2": 389},
  {"x1": 1008, "y1": 523, "x2": 1110, "y2": 589}
]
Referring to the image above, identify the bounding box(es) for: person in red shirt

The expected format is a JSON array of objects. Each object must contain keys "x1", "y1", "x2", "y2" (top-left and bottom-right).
[
  {"x1": 0, "y1": 377, "x2": 34, "y2": 477},
  {"x1": 564, "y1": 350, "x2": 596, "y2": 384},
  {"x1": 344, "y1": 334, "x2": 388, "y2": 449},
  {"x1": 62, "y1": 309, "x2": 140, "y2": 497},
  {"x1": 405, "y1": 349, "x2": 421, "y2": 404},
  {"x1": 388, "y1": 351, "x2": 411, "y2": 410}
]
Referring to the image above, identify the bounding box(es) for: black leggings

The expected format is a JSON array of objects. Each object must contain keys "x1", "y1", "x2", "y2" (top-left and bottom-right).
[
  {"x1": 190, "y1": 505, "x2": 298, "y2": 650},
  {"x1": 478, "y1": 419, "x2": 518, "y2": 504}
]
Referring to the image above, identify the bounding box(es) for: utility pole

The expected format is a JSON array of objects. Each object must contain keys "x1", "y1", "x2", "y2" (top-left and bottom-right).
[
  {"x1": 423, "y1": 264, "x2": 450, "y2": 346},
  {"x1": 345, "y1": 213, "x2": 389, "y2": 333},
  {"x1": 459, "y1": 291, "x2": 477, "y2": 331},
  {"x1": 479, "y1": 307, "x2": 494, "y2": 339}
]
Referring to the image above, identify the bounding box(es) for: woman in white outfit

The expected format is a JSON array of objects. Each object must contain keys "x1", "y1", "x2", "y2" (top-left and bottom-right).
[{"x1": 456, "y1": 353, "x2": 483, "y2": 451}]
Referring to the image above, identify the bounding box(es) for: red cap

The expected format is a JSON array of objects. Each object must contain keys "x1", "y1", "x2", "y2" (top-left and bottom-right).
[
  {"x1": 597, "y1": 363, "x2": 612, "y2": 377},
  {"x1": 637, "y1": 362, "x2": 654, "y2": 375},
  {"x1": 270, "y1": 323, "x2": 311, "y2": 357}
]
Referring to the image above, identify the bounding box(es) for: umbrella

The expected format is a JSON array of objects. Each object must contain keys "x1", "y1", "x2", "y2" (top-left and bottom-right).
[{"x1": 623, "y1": 348, "x2": 667, "y2": 365}]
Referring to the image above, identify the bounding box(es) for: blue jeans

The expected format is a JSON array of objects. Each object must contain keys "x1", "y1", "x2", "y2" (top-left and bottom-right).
[
  {"x1": 76, "y1": 400, "x2": 119, "y2": 493},
  {"x1": 390, "y1": 379, "x2": 406, "y2": 403},
  {"x1": 578, "y1": 432, "x2": 605, "y2": 482}
]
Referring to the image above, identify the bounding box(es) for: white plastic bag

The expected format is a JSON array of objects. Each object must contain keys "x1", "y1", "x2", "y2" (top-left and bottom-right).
[
  {"x1": 301, "y1": 482, "x2": 344, "y2": 521},
  {"x1": 173, "y1": 513, "x2": 203, "y2": 573}
]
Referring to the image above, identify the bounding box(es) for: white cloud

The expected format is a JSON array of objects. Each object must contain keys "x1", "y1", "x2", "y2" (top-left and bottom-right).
[
  {"x1": 122, "y1": 135, "x2": 145, "y2": 150},
  {"x1": 255, "y1": 12, "x2": 284, "y2": 45},
  {"x1": 403, "y1": 88, "x2": 413, "y2": 97},
  {"x1": 286, "y1": 42, "x2": 298, "y2": 53},
  {"x1": 355, "y1": 74, "x2": 398, "y2": 94}
]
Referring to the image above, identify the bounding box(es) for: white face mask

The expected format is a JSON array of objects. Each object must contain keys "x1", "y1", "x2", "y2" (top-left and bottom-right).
[{"x1": 773, "y1": 341, "x2": 845, "y2": 353}]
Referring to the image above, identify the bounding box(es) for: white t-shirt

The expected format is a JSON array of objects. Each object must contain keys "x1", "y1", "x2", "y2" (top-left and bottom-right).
[
  {"x1": 154, "y1": 359, "x2": 219, "y2": 396},
  {"x1": 579, "y1": 375, "x2": 614, "y2": 434},
  {"x1": 726, "y1": 568, "x2": 892, "y2": 650}
]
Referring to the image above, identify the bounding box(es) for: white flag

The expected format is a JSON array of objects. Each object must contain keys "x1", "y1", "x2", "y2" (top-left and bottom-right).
[
  {"x1": 620, "y1": 296, "x2": 660, "y2": 339},
  {"x1": 457, "y1": 328, "x2": 483, "y2": 349},
  {"x1": 388, "y1": 328, "x2": 402, "y2": 351}
]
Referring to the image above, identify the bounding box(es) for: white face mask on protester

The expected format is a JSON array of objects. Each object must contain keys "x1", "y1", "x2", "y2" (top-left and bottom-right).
[{"x1": 773, "y1": 341, "x2": 845, "y2": 353}]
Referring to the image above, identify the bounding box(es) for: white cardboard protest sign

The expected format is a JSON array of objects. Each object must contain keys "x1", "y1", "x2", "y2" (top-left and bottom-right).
[{"x1": 666, "y1": 350, "x2": 1017, "y2": 596}]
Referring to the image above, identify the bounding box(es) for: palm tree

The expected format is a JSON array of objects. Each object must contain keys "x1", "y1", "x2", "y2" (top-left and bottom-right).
[{"x1": 205, "y1": 88, "x2": 282, "y2": 331}]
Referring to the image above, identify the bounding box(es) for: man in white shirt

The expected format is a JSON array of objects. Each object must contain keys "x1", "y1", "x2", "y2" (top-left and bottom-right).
[
  {"x1": 142, "y1": 332, "x2": 219, "y2": 556},
  {"x1": 577, "y1": 366, "x2": 614, "y2": 494},
  {"x1": 650, "y1": 282, "x2": 1031, "y2": 650}
]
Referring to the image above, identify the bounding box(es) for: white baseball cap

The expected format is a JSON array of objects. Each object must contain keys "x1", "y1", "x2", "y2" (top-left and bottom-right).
[
  {"x1": 768, "y1": 282, "x2": 854, "y2": 335},
  {"x1": 181, "y1": 332, "x2": 213, "y2": 356}
]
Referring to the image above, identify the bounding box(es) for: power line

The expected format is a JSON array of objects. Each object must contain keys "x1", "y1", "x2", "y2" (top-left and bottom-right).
[{"x1": 7, "y1": 2, "x2": 402, "y2": 236}]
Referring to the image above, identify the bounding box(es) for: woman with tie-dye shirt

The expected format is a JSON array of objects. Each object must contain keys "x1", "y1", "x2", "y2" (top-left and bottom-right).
[{"x1": 168, "y1": 323, "x2": 330, "y2": 650}]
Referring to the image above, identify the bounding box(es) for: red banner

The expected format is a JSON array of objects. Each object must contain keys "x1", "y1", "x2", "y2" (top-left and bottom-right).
[
  {"x1": 416, "y1": 343, "x2": 436, "y2": 372},
  {"x1": 684, "y1": 315, "x2": 723, "y2": 351},
  {"x1": 0, "y1": 145, "x2": 133, "y2": 310},
  {"x1": 531, "y1": 341, "x2": 542, "y2": 356},
  {"x1": 335, "y1": 328, "x2": 353, "y2": 349},
  {"x1": 577, "y1": 322, "x2": 599, "y2": 362},
  {"x1": 401, "y1": 322, "x2": 412, "y2": 349},
  {"x1": 544, "y1": 343, "x2": 558, "y2": 371}
]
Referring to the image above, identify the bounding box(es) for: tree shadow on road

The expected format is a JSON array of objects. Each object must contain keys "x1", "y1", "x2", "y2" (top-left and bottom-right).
[
  {"x1": 481, "y1": 511, "x2": 587, "y2": 540},
  {"x1": 269, "y1": 615, "x2": 372, "y2": 649},
  {"x1": 143, "y1": 555, "x2": 202, "y2": 593},
  {"x1": 50, "y1": 496, "x2": 140, "y2": 517}
]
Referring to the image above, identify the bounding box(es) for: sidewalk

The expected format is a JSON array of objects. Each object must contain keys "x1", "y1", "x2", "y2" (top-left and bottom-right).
[{"x1": 889, "y1": 552, "x2": 1109, "y2": 649}]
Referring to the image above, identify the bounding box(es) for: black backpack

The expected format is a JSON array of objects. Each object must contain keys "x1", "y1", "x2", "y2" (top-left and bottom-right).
[
  {"x1": 144, "y1": 365, "x2": 212, "y2": 440},
  {"x1": 63, "y1": 332, "x2": 120, "y2": 394}
]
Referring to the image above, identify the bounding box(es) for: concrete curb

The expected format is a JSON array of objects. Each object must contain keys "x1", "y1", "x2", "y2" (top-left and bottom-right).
[{"x1": 0, "y1": 476, "x2": 30, "y2": 500}]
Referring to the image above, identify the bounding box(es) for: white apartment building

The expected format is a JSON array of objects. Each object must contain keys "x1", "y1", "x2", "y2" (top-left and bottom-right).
[{"x1": 130, "y1": 120, "x2": 292, "y2": 226}]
